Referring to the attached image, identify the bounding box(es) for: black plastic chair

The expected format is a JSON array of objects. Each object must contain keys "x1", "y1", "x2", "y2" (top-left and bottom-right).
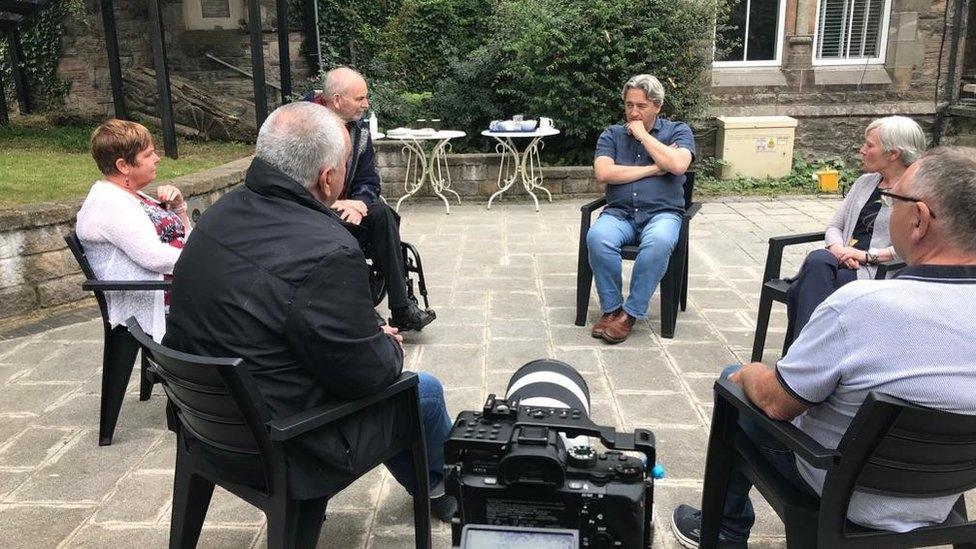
[
  {"x1": 125, "y1": 318, "x2": 432, "y2": 549},
  {"x1": 699, "y1": 377, "x2": 976, "y2": 549},
  {"x1": 64, "y1": 231, "x2": 166, "y2": 446},
  {"x1": 367, "y1": 241, "x2": 431, "y2": 310},
  {"x1": 574, "y1": 171, "x2": 700, "y2": 338},
  {"x1": 750, "y1": 232, "x2": 907, "y2": 361}
]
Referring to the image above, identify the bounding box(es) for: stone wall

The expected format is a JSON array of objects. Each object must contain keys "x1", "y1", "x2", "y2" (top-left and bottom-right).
[
  {"x1": 374, "y1": 144, "x2": 600, "y2": 202},
  {"x1": 0, "y1": 159, "x2": 249, "y2": 321},
  {"x1": 708, "y1": 0, "x2": 962, "y2": 120}
]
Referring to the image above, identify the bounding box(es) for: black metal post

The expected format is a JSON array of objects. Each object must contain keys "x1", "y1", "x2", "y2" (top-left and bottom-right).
[
  {"x1": 247, "y1": 0, "x2": 268, "y2": 127},
  {"x1": 99, "y1": 0, "x2": 127, "y2": 119},
  {"x1": 302, "y1": 0, "x2": 320, "y2": 75},
  {"x1": 0, "y1": 66, "x2": 9, "y2": 125},
  {"x1": 276, "y1": 0, "x2": 292, "y2": 102},
  {"x1": 6, "y1": 29, "x2": 31, "y2": 114},
  {"x1": 146, "y1": 0, "x2": 177, "y2": 158}
]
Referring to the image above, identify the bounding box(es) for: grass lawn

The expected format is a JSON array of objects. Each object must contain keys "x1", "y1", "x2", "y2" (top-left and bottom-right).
[{"x1": 0, "y1": 122, "x2": 253, "y2": 208}]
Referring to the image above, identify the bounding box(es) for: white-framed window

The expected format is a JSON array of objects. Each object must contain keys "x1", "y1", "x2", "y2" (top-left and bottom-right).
[
  {"x1": 713, "y1": 0, "x2": 788, "y2": 67},
  {"x1": 812, "y1": 0, "x2": 892, "y2": 64}
]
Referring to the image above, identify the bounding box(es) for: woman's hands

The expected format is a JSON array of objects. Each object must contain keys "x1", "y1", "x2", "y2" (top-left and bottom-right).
[
  {"x1": 156, "y1": 185, "x2": 186, "y2": 213},
  {"x1": 827, "y1": 244, "x2": 865, "y2": 270}
]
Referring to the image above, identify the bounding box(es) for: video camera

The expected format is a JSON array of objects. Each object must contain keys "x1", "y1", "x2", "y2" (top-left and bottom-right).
[{"x1": 444, "y1": 360, "x2": 656, "y2": 548}]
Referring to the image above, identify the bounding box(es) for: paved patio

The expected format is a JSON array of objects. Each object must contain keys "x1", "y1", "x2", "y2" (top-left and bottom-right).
[{"x1": 0, "y1": 195, "x2": 845, "y2": 548}]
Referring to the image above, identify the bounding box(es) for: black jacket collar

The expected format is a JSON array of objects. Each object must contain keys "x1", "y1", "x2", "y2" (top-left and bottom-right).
[
  {"x1": 244, "y1": 157, "x2": 339, "y2": 221},
  {"x1": 895, "y1": 264, "x2": 976, "y2": 283}
]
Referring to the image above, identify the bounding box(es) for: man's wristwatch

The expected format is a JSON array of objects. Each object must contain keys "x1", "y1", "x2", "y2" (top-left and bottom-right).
[{"x1": 865, "y1": 251, "x2": 879, "y2": 265}]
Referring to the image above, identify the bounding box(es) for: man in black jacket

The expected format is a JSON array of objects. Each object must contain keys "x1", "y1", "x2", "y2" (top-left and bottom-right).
[
  {"x1": 163, "y1": 102, "x2": 455, "y2": 517},
  {"x1": 307, "y1": 66, "x2": 436, "y2": 332}
]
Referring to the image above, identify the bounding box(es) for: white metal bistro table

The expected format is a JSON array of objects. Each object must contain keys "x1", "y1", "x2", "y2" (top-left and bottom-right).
[
  {"x1": 482, "y1": 127, "x2": 560, "y2": 211},
  {"x1": 386, "y1": 129, "x2": 466, "y2": 214}
]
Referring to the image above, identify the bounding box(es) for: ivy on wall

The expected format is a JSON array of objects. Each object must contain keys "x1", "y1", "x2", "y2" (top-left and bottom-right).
[{"x1": 0, "y1": 0, "x2": 82, "y2": 112}]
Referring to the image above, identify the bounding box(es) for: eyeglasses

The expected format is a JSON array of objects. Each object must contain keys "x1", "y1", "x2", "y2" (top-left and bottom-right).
[{"x1": 879, "y1": 190, "x2": 937, "y2": 219}]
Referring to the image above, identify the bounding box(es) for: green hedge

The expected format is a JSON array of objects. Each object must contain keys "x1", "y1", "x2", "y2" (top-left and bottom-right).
[{"x1": 430, "y1": 0, "x2": 716, "y2": 162}]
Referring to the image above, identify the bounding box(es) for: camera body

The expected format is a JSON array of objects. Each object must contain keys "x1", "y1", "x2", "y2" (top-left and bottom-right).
[{"x1": 445, "y1": 394, "x2": 656, "y2": 548}]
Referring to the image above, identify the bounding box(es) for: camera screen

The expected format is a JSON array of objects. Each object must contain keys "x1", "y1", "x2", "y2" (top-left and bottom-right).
[{"x1": 460, "y1": 524, "x2": 578, "y2": 549}]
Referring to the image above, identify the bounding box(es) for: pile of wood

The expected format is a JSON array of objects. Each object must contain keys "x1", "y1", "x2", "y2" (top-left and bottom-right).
[{"x1": 123, "y1": 68, "x2": 258, "y2": 141}]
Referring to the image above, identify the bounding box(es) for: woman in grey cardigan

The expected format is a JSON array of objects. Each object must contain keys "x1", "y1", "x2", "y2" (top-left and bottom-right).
[{"x1": 786, "y1": 116, "x2": 926, "y2": 337}]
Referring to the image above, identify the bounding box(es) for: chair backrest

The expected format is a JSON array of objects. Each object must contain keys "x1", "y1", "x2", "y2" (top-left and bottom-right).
[
  {"x1": 65, "y1": 231, "x2": 111, "y2": 323},
  {"x1": 832, "y1": 392, "x2": 976, "y2": 499},
  {"x1": 126, "y1": 318, "x2": 276, "y2": 484}
]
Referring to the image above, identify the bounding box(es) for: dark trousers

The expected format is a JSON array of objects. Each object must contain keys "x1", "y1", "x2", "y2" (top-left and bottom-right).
[
  {"x1": 345, "y1": 201, "x2": 410, "y2": 310},
  {"x1": 785, "y1": 249, "x2": 857, "y2": 339},
  {"x1": 717, "y1": 365, "x2": 819, "y2": 541}
]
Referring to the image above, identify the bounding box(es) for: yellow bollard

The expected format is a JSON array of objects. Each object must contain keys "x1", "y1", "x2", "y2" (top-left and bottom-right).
[{"x1": 816, "y1": 169, "x2": 840, "y2": 193}]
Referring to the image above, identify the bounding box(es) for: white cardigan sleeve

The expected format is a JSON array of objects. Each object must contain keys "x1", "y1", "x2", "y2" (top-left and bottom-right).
[{"x1": 76, "y1": 182, "x2": 182, "y2": 275}]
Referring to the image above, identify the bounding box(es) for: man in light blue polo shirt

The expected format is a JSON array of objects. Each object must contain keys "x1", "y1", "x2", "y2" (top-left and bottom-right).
[
  {"x1": 588, "y1": 74, "x2": 696, "y2": 343},
  {"x1": 671, "y1": 146, "x2": 976, "y2": 548}
]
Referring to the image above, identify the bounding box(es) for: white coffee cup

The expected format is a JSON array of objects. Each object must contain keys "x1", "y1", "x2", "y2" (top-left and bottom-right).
[{"x1": 539, "y1": 117, "x2": 554, "y2": 129}]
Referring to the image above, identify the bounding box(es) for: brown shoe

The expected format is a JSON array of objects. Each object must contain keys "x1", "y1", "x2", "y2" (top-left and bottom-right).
[
  {"x1": 602, "y1": 312, "x2": 636, "y2": 344},
  {"x1": 591, "y1": 308, "x2": 623, "y2": 338}
]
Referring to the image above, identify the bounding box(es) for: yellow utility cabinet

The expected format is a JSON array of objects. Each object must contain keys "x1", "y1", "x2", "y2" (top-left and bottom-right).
[{"x1": 716, "y1": 116, "x2": 798, "y2": 179}]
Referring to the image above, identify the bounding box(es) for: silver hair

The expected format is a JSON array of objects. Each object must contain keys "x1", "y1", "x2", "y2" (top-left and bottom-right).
[
  {"x1": 911, "y1": 146, "x2": 976, "y2": 253},
  {"x1": 255, "y1": 102, "x2": 346, "y2": 190},
  {"x1": 622, "y1": 74, "x2": 665, "y2": 105},
  {"x1": 323, "y1": 66, "x2": 363, "y2": 100},
  {"x1": 865, "y1": 116, "x2": 927, "y2": 166}
]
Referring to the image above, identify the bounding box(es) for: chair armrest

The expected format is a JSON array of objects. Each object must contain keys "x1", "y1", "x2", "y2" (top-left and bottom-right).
[
  {"x1": 761, "y1": 231, "x2": 826, "y2": 283},
  {"x1": 685, "y1": 202, "x2": 702, "y2": 220},
  {"x1": 580, "y1": 196, "x2": 607, "y2": 215},
  {"x1": 83, "y1": 279, "x2": 172, "y2": 292},
  {"x1": 266, "y1": 372, "x2": 420, "y2": 441},
  {"x1": 715, "y1": 377, "x2": 840, "y2": 469}
]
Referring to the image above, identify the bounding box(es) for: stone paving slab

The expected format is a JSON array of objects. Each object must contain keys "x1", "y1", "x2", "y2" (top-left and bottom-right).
[{"x1": 0, "y1": 196, "x2": 847, "y2": 548}]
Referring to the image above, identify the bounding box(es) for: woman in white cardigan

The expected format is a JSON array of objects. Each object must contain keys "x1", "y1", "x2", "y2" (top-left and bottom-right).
[
  {"x1": 76, "y1": 120, "x2": 191, "y2": 341},
  {"x1": 785, "y1": 116, "x2": 926, "y2": 338}
]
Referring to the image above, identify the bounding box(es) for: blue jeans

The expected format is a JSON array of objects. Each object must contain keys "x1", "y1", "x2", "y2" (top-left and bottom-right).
[
  {"x1": 384, "y1": 372, "x2": 453, "y2": 494},
  {"x1": 587, "y1": 212, "x2": 682, "y2": 319},
  {"x1": 717, "y1": 365, "x2": 819, "y2": 542}
]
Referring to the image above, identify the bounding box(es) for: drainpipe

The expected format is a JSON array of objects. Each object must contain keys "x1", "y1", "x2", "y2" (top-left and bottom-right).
[{"x1": 933, "y1": 0, "x2": 968, "y2": 145}]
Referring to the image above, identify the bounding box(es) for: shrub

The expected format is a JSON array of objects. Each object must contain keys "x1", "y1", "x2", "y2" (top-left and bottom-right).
[{"x1": 430, "y1": 0, "x2": 716, "y2": 163}]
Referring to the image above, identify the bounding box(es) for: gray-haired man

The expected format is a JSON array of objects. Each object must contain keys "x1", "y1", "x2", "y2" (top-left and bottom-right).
[
  {"x1": 589, "y1": 74, "x2": 696, "y2": 344},
  {"x1": 164, "y1": 102, "x2": 456, "y2": 520},
  {"x1": 672, "y1": 147, "x2": 976, "y2": 547}
]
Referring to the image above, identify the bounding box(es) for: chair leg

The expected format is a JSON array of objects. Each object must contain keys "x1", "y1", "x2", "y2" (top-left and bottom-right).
[
  {"x1": 409, "y1": 386, "x2": 432, "y2": 549},
  {"x1": 575, "y1": 249, "x2": 594, "y2": 327},
  {"x1": 699, "y1": 397, "x2": 738, "y2": 549},
  {"x1": 750, "y1": 291, "x2": 774, "y2": 363},
  {"x1": 267, "y1": 499, "x2": 301, "y2": 549},
  {"x1": 99, "y1": 327, "x2": 141, "y2": 446},
  {"x1": 139, "y1": 350, "x2": 154, "y2": 402},
  {"x1": 680, "y1": 242, "x2": 690, "y2": 312},
  {"x1": 660, "y1": 266, "x2": 678, "y2": 339},
  {"x1": 169, "y1": 450, "x2": 215, "y2": 549}
]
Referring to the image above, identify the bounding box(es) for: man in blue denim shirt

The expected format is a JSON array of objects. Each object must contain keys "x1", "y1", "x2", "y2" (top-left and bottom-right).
[{"x1": 588, "y1": 74, "x2": 696, "y2": 343}]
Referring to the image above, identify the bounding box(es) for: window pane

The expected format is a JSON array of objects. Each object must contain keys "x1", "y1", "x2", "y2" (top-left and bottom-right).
[
  {"x1": 716, "y1": 0, "x2": 748, "y2": 62},
  {"x1": 746, "y1": 0, "x2": 780, "y2": 60}
]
